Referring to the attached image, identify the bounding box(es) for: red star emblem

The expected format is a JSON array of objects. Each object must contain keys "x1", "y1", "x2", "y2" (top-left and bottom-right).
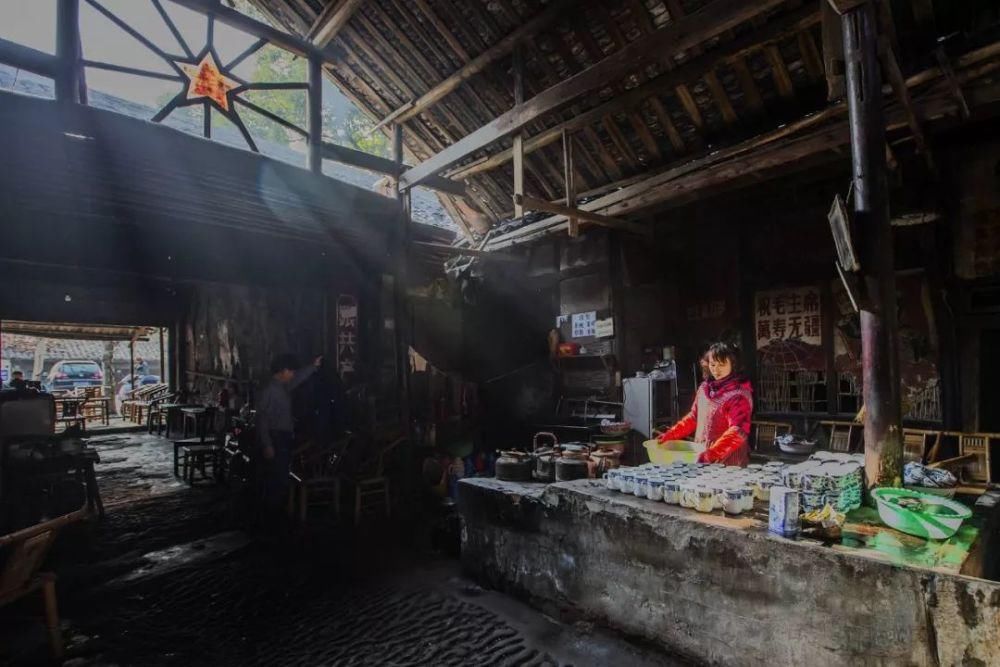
[{"x1": 177, "y1": 52, "x2": 240, "y2": 112}]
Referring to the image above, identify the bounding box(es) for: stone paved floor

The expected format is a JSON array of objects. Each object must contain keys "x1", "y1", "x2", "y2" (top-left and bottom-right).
[{"x1": 1, "y1": 433, "x2": 682, "y2": 666}]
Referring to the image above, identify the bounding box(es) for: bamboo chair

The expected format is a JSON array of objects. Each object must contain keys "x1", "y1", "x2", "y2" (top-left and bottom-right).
[
  {"x1": 902, "y1": 429, "x2": 941, "y2": 464},
  {"x1": 820, "y1": 421, "x2": 859, "y2": 453},
  {"x1": 0, "y1": 499, "x2": 88, "y2": 659},
  {"x1": 751, "y1": 421, "x2": 792, "y2": 450}
]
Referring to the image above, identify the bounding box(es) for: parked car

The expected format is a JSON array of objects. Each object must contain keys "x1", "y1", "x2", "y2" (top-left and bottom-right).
[
  {"x1": 45, "y1": 360, "x2": 104, "y2": 393},
  {"x1": 114, "y1": 374, "x2": 161, "y2": 414}
]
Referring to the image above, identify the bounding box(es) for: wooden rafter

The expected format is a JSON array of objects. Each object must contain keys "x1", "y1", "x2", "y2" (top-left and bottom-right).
[
  {"x1": 881, "y1": 44, "x2": 934, "y2": 170},
  {"x1": 704, "y1": 71, "x2": 739, "y2": 125},
  {"x1": 385, "y1": 0, "x2": 571, "y2": 126},
  {"x1": 765, "y1": 44, "x2": 796, "y2": 98},
  {"x1": 730, "y1": 59, "x2": 764, "y2": 112},
  {"x1": 444, "y1": 3, "x2": 820, "y2": 180},
  {"x1": 399, "y1": 0, "x2": 788, "y2": 190},
  {"x1": 484, "y1": 45, "x2": 1000, "y2": 249},
  {"x1": 309, "y1": 0, "x2": 365, "y2": 48}
]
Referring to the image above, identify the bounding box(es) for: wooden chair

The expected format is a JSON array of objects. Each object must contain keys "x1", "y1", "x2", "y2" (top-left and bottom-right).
[
  {"x1": 0, "y1": 500, "x2": 88, "y2": 660},
  {"x1": 902, "y1": 429, "x2": 941, "y2": 464},
  {"x1": 80, "y1": 388, "x2": 112, "y2": 427},
  {"x1": 957, "y1": 433, "x2": 994, "y2": 485},
  {"x1": 180, "y1": 443, "x2": 222, "y2": 484},
  {"x1": 820, "y1": 421, "x2": 859, "y2": 453},
  {"x1": 287, "y1": 437, "x2": 351, "y2": 525},
  {"x1": 751, "y1": 421, "x2": 792, "y2": 450},
  {"x1": 122, "y1": 383, "x2": 166, "y2": 423},
  {"x1": 131, "y1": 384, "x2": 170, "y2": 425},
  {"x1": 350, "y1": 435, "x2": 404, "y2": 525}
]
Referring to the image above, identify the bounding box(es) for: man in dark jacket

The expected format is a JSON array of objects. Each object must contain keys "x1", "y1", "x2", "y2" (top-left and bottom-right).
[{"x1": 256, "y1": 353, "x2": 322, "y2": 519}]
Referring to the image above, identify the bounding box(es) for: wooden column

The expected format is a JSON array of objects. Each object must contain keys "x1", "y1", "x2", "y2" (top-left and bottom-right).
[
  {"x1": 55, "y1": 0, "x2": 81, "y2": 103},
  {"x1": 129, "y1": 338, "x2": 135, "y2": 386},
  {"x1": 563, "y1": 129, "x2": 578, "y2": 237},
  {"x1": 512, "y1": 46, "x2": 525, "y2": 219},
  {"x1": 842, "y1": 2, "x2": 903, "y2": 489},
  {"x1": 158, "y1": 327, "x2": 166, "y2": 381},
  {"x1": 392, "y1": 123, "x2": 412, "y2": 431},
  {"x1": 307, "y1": 55, "x2": 323, "y2": 174}
]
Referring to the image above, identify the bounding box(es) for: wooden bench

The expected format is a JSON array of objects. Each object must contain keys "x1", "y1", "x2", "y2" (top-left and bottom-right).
[{"x1": 122, "y1": 383, "x2": 170, "y2": 424}]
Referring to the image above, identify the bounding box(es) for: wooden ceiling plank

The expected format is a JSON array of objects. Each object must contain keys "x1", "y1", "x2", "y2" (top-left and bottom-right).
[
  {"x1": 603, "y1": 115, "x2": 640, "y2": 167},
  {"x1": 412, "y1": 0, "x2": 470, "y2": 61},
  {"x1": 731, "y1": 58, "x2": 765, "y2": 112},
  {"x1": 648, "y1": 96, "x2": 686, "y2": 154},
  {"x1": 628, "y1": 112, "x2": 663, "y2": 162},
  {"x1": 674, "y1": 83, "x2": 705, "y2": 129},
  {"x1": 342, "y1": 25, "x2": 416, "y2": 98},
  {"x1": 583, "y1": 125, "x2": 623, "y2": 181},
  {"x1": 400, "y1": 0, "x2": 788, "y2": 189},
  {"x1": 798, "y1": 31, "x2": 825, "y2": 81},
  {"x1": 389, "y1": 0, "x2": 572, "y2": 125},
  {"x1": 703, "y1": 70, "x2": 739, "y2": 124},
  {"x1": 365, "y1": 4, "x2": 442, "y2": 83},
  {"x1": 765, "y1": 44, "x2": 796, "y2": 98}
]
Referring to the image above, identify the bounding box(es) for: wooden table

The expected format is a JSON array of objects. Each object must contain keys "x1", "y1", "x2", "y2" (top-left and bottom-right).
[
  {"x1": 157, "y1": 404, "x2": 197, "y2": 439},
  {"x1": 181, "y1": 407, "x2": 211, "y2": 440}
]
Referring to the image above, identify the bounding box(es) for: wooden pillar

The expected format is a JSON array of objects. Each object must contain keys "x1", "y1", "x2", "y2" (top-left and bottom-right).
[
  {"x1": 55, "y1": 0, "x2": 81, "y2": 103},
  {"x1": 842, "y1": 2, "x2": 903, "y2": 489},
  {"x1": 392, "y1": 123, "x2": 412, "y2": 432},
  {"x1": 158, "y1": 327, "x2": 166, "y2": 380},
  {"x1": 308, "y1": 55, "x2": 323, "y2": 174},
  {"x1": 512, "y1": 46, "x2": 525, "y2": 219},
  {"x1": 129, "y1": 338, "x2": 135, "y2": 386},
  {"x1": 563, "y1": 128, "x2": 578, "y2": 237}
]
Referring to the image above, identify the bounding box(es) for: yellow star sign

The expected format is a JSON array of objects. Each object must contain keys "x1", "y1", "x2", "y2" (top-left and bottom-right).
[{"x1": 177, "y1": 52, "x2": 240, "y2": 112}]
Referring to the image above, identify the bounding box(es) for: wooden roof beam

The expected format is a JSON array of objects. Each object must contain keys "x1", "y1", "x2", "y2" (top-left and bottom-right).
[
  {"x1": 386, "y1": 0, "x2": 572, "y2": 127},
  {"x1": 399, "y1": 0, "x2": 788, "y2": 190},
  {"x1": 881, "y1": 44, "x2": 934, "y2": 171},
  {"x1": 514, "y1": 194, "x2": 651, "y2": 237},
  {"x1": 169, "y1": 0, "x2": 321, "y2": 59},
  {"x1": 320, "y1": 142, "x2": 468, "y2": 198},
  {"x1": 484, "y1": 49, "x2": 1000, "y2": 250},
  {"x1": 308, "y1": 0, "x2": 365, "y2": 48},
  {"x1": 445, "y1": 3, "x2": 820, "y2": 180}
]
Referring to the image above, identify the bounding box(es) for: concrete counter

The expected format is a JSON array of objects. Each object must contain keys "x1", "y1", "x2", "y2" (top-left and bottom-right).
[{"x1": 459, "y1": 477, "x2": 1000, "y2": 666}]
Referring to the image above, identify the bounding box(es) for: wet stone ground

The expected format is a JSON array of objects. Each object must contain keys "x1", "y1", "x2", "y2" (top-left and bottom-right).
[{"x1": 1, "y1": 433, "x2": 679, "y2": 667}]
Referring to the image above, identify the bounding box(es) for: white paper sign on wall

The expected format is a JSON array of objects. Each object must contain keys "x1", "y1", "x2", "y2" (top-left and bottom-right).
[
  {"x1": 571, "y1": 311, "x2": 597, "y2": 338},
  {"x1": 594, "y1": 318, "x2": 615, "y2": 338}
]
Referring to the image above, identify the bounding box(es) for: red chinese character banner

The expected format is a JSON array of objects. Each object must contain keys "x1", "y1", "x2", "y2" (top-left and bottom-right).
[{"x1": 755, "y1": 287, "x2": 822, "y2": 350}]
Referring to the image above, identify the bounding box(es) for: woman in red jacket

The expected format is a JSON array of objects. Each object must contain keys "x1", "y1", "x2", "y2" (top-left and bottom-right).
[{"x1": 658, "y1": 342, "x2": 754, "y2": 466}]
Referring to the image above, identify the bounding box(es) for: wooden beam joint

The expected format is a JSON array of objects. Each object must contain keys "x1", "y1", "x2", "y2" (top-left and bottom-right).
[{"x1": 514, "y1": 194, "x2": 650, "y2": 237}]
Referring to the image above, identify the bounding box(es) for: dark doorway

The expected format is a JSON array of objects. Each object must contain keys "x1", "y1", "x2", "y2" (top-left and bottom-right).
[{"x1": 980, "y1": 330, "x2": 1000, "y2": 433}]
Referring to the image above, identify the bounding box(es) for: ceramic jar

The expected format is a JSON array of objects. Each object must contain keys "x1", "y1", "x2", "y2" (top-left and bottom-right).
[{"x1": 645, "y1": 477, "x2": 664, "y2": 501}]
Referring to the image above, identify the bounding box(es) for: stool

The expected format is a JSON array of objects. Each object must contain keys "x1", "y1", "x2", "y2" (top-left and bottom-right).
[
  {"x1": 173, "y1": 437, "x2": 208, "y2": 477},
  {"x1": 181, "y1": 444, "x2": 220, "y2": 484}
]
